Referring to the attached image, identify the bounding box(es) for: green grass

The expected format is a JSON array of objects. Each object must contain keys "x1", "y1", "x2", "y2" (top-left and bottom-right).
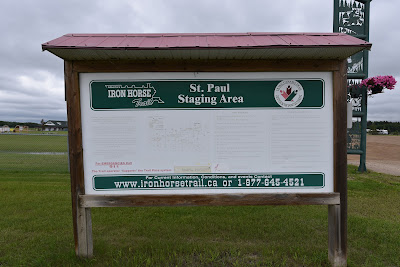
[
  {"x1": 6, "y1": 130, "x2": 68, "y2": 135},
  {"x1": 0, "y1": 134, "x2": 68, "y2": 153},
  {"x1": 0, "y1": 134, "x2": 68, "y2": 172},
  {"x1": 346, "y1": 165, "x2": 400, "y2": 266},
  {"x1": 28, "y1": 130, "x2": 68, "y2": 135},
  {"x1": 0, "y1": 165, "x2": 399, "y2": 266},
  {"x1": 0, "y1": 153, "x2": 69, "y2": 173}
]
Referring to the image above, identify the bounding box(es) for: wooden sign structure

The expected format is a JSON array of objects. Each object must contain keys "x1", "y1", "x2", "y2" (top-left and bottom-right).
[{"x1": 43, "y1": 32, "x2": 371, "y2": 266}]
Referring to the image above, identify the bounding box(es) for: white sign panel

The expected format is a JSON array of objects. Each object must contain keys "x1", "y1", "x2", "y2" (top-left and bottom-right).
[{"x1": 80, "y1": 72, "x2": 333, "y2": 195}]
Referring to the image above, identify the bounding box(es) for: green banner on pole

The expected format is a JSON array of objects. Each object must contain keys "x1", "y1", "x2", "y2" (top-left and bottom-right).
[{"x1": 334, "y1": 0, "x2": 371, "y2": 172}]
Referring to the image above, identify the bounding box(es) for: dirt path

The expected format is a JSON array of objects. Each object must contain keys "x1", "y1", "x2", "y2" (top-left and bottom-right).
[{"x1": 348, "y1": 135, "x2": 400, "y2": 176}]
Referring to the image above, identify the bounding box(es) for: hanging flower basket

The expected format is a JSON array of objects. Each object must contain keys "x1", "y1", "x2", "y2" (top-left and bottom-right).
[
  {"x1": 361, "y1": 75, "x2": 397, "y2": 95},
  {"x1": 370, "y1": 86, "x2": 383, "y2": 94}
]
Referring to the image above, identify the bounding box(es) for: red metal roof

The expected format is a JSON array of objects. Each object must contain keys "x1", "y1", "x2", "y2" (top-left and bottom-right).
[
  {"x1": 42, "y1": 32, "x2": 371, "y2": 61},
  {"x1": 43, "y1": 32, "x2": 370, "y2": 49}
]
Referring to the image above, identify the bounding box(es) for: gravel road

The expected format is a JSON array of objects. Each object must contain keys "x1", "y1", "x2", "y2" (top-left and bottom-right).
[{"x1": 348, "y1": 135, "x2": 400, "y2": 176}]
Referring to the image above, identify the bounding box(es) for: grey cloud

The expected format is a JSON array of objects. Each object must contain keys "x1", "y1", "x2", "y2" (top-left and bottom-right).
[
  {"x1": 367, "y1": 87, "x2": 400, "y2": 122},
  {"x1": 0, "y1": 0, "x2": 399, "y2": 123}
]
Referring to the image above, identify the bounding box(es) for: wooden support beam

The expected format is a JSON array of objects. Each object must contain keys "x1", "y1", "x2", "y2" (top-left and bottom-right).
[
  {"x1": 329, "y1": 59, "x2": 348, "y2": 266},
  {"x1": 71, "y1": 59, "x2": 341, "y2": 73},
  {"x1": 65, "y1": 61, "x2": 93, "y2": 258},
  {"x1": 79, "y1": 193, "x2": 340, "y2": 208},
  {"x1": 76, "y1": 208, "x2": 93, "y2": 257},
  {"x1": 328, "y1": 205, "x2": 346, "y2": 267}
]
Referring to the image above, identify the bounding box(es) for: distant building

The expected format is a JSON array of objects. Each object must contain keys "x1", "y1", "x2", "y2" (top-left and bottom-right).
[
  {"x1": 0, "y1": 125, "x2": 10, "y2": 133},
  {"x1": 14, "y1": 125, "x2": 29, "y2": 132},
  {"x1": 376, "y1": 129, "x2": 388, "y2": 135},
  {"x1": 43, "y1": 120, "x2": 68, "y2": 131},
  {"x1": 366, "y1": 128, "x2": 388, "y2": 135}
]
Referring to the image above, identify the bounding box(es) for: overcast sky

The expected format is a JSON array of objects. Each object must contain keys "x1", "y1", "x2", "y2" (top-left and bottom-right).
[{"x1": 1, "y1": 0, "x2": 399, "y2": 123}]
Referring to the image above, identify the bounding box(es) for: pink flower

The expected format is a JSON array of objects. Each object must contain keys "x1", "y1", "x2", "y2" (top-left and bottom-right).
[{"x1": 360, "y1": 75, "x2": 397, "y2": 92}]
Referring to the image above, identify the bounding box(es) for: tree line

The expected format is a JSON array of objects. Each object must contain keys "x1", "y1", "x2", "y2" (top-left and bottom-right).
[
  {"x1": 367, "y1": 121, "x2": 400, "y2": 135},
  {"x1": 0, "y1": 121, "x2": 40, "y2": 128}
]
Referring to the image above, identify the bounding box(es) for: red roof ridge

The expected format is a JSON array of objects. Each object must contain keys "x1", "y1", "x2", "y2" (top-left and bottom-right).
[
  {"x1": 42, "y1": 32, "x2": 372, "y2": 61},
  {"x1": 59, "y1": 32, "x2": 348, "y2": 38}
]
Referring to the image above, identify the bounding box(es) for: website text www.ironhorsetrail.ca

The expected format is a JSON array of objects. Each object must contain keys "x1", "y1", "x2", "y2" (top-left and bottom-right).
[{"x1": 112, "y1": 174, "x2": 307, "y2": 189}]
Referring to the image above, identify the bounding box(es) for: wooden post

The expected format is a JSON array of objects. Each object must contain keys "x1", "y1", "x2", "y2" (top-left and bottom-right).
[
  {"x1": 76, "y1": 207, "x2": 93, "y2": 256},
  {"x1": 328, "y1": 205, "x2": 346, "y2": 266},
  {"x1": 65, "y1": 61, "x2": 93, "y2": 258},
  {"x1": 329, "y1": 59, "x2": 348, "y2": 266}
]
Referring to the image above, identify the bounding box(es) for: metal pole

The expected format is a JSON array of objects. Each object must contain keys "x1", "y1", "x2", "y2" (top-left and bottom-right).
[
  {"x1": 333, "y1": 0, "x2": 340, "y2": 32},
  {"x1": 359, "y1": 87, "x2": 367, "y2": 172},
  {"x1": 358, "y1": 0, "x2": 371, "y2": 172}
]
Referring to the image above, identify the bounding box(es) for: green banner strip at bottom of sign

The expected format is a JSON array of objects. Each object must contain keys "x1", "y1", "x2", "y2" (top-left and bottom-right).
[{"x1": 93, "y1": 173, "x2": 324, "y2": 190}]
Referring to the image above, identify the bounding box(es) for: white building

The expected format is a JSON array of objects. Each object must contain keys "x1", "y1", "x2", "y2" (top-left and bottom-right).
[
  {"x1": 0, "y1": 125, "x2": 10, "y2": 133},
  {"x1": 43, "y1": 120, "x2": 68, "y2": 131}
]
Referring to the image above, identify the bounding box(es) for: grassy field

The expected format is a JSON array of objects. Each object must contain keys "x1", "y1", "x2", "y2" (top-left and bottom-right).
[
  {"x1": 0, "y1": 134, "x2": 68, "y2": 173},
  {"x1": 0, "y1": 134, "x2": 68, "y2": 153},
  {"x1": 0, "y1": 153, "x2": 69, "y2": 173},
  {"x1": 0, "y1": 165, "x2": 399, "y2": 266}
]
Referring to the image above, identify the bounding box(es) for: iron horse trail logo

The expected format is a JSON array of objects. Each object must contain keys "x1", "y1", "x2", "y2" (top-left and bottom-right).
[
  {"x1": 274, "y1": 80, "x2": 304, "y2": 108},
  {"x1": 106, "y1": 83, "x2": 164, "y2": 107}
]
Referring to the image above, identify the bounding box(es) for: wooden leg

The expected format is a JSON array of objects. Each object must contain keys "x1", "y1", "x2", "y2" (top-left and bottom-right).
[
  {"x1": 328, "y1": 205, "x2": 347, "y2": 266},
  {"x1": 76, "y1": 207, "x2": 93, "y2": 258}
]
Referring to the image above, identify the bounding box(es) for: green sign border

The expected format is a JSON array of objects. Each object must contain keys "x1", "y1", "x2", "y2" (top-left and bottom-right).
[
  {"x1": 89, "y1": 79, "x2": 325, "y2": 110},
  {"x1": 92, "y1": 173, "x2": 325, "y2": 191}
]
